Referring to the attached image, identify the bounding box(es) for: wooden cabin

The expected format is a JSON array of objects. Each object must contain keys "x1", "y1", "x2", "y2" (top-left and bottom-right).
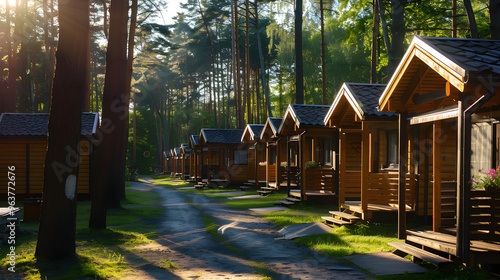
[
  {"x1": 0, "y1": 113, "x2": 98, "y2": 199},
  {"x1": 163, "y1": 151, "x2": 172, "y2": 174},
  {"x1": 188, "y1": 135, "x2": 202, "y2": 181},
  {"x1": 179, "y1": 143, "x2": 191, "y2": 179},
  {"x1": 323, "y1": 83, "x2": 411, "y2": 220},
  {"x1": 378, "y1": 36, "x2": 500, "y2": 266},
  {"x1": 173, "y1": 147, "x2": 181, "y2": 177},
  {"x1": 241, "y1": 124, "x2": 266, "y2": 186},
  {"x1": 278, "y1": 104, "x2": 337, "y2": 202},
  {"x1": 198, "y1": 129, "x2": 249, "y2": 185},
  {"x1": 260, "y1": 117, "x2": 286, "y2": 190}
]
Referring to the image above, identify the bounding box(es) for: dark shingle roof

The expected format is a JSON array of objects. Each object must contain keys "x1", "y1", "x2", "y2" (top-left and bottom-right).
[
  {"x1": 420, "y1": 36, "x2": 500, "y2": 75},
  {"x1": 248, "y1": 124, "x2": 264, "y2": 138},
  {"x1": 289, "y1": 104, "x2": 331, "y2": 127},
  {"x1": 0, "y1": 112, "x2": 98, "y2": 137},
  {"x1": 345, "y1": 83, "x2": 397, "y2": 118},
  {"x1": 269, "y1": 118, "x2": 283, "y2": 133},
  {"x1": 190, "y1": 135, "x2": 200, "y2": 146},
  {"x1": 180, "y1": 143, "x2": 191, "y2": 153},
  {"x1": 201, "y1": 129, "x2": 244, "y2": 145},
  {"x1": 174, "y1": 147, "x2": 181, "y2": 156}
]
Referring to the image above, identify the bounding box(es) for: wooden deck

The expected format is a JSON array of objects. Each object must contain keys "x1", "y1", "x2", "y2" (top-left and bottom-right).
[
  {"x1": 341, "y1": 201, "x2": 412, "y2": 213},
  {"x1": 290, "y1": 189, "x2": 335, "y2": 198},
  {"x1": 405, "y1": 230, "x2": 500, "y2": 265}
]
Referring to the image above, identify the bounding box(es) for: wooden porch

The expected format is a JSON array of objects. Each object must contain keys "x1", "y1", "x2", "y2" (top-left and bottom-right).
[{"x1": 340, "y1": 171, "x2": 417, "y2": 219}]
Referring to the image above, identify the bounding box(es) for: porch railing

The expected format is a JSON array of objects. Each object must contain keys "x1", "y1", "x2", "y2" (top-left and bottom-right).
[{"x1": 304, "y1": 167, "x2": 335, "y2": 193}]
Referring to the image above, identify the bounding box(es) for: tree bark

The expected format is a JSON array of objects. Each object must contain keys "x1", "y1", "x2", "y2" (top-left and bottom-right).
[
  {"x1": 90, "y1": 0, "x2": 129, "y2": 228},
  {"x1": 254, "y1": 0, "x2": 272, "y2": 118},
  {"x1": 295, "y1": 0, "x2": 304, "y2": 104},
  {"x1": 245, "y1": 0, "x2": 251, "y2": 124},
  {"x1": 320, "y1": 0, "x2": 326, "y2": 104},
  {"x1": 379, "y1": 0, "x2": 405, "y2": 77},
  {"x1": 463, "y1": 0, "x2": 478, "y2": 38},
  {"x1": 371, "y1": 0, "x2": 380, "y2": 83},
  {"x1": 490, "y1": 0, "x2": 500, "y2": 39},
  {"x1": 35, "y1": 0, "x2": 89, "y2": 259},
  {"x1": 4, "y1": 0, "x2": 17, "y2": 113}
]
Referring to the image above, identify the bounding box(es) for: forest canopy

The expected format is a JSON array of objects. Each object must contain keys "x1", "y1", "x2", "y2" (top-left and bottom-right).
[{"x1": 0, "y1": 0, "x2": 495, "y2": 173}]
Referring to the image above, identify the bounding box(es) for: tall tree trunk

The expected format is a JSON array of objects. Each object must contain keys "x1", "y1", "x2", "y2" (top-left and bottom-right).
[
  {"x1": 320, "y1": 0, "x2": 326, "y2": 104},
  {"x1": 490, "y1": 0, "x2": 500, "y2": 39},
  {"x1": 452, "y1": 0, "x2": 457, "y2": 38},
  {"x1": 232, "y1": 0, "x2": 243, "y2": 128},
  {"x1": 279, "y1": 64, "x2": 283, "y2": 116},
  {"x1": 118, "y1": 0, "x2": 138, "y2": 198},
  {"x1": 463, "y1": 0, "x2": 478, "y2": 38},
  {"x1": 254, "y1": 0, "x2": 272, "y2": 118},
  {"x1": 245, "y1": 0, "x2": 251, "y2": 124},
  {"x1": 295, "y1": 0, "x2": 304, "y2": 104},
  {"x1": 256, "y1": 70, "x2": 260, "y2": 123},
  {"x1": 4, "y1": 0, "x2": 17, "y2": 113},
  {"x1": 371, "y1": 0, "x2": 380, "y2": 83},
  {"x1": 89, "y1": 0, "x2": 129, "y2": 228},
  {"x1": 35, "y1": 0, "x2": 89, "y2": 259},
  {"x1": 378, "y1": 0, "x2": 405, "y2": 77}
]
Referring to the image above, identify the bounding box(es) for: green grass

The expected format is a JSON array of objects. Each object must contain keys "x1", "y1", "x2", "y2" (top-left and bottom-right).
[
  {"x1": 156, "y1": 181, "x2": 195, "y2": 189},
  {"x1": 251, "y1": 261, "x2": 280, "y2": 280},
  {"x1": 159, "y1": 259, "x2": 179, "y2": 270},
  {"x1": 0, "y1": 187, "x2": 163, "y2": 279},
  {"x1": 224, "y1": 192, "x2": 287, "y2": 209},
  {"x1": 150, "y1": 175, "x2": 174, "y2": 180}
]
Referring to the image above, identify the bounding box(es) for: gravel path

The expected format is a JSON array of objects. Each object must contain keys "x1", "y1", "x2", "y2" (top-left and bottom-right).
[{"x1": 122, "y1": 178, "x2": 371, "y2": 280}]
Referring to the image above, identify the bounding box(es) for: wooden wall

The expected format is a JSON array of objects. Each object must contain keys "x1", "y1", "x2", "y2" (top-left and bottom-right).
[
  {"x1": 0, "y1": 137, "x2": 93, "y2": 197},
  {"x1": 414, "y1": 119, "x2": 457, "y2": 216}
]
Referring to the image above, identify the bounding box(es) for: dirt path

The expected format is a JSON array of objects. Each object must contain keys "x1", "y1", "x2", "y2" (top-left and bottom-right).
[{"x1": 121, "y1": 178, "x2": 371, "y2": 280}]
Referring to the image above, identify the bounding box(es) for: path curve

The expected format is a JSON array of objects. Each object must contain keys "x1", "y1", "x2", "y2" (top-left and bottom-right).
[{"x1": 125, "y1": 178, "x2": 371, "y2": 280}]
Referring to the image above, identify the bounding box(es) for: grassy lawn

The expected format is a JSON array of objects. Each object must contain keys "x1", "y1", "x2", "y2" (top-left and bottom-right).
[
  {"x1": 153, "y1": 176, "x2": 494, "y2": 279},
  {"x1": 0, "y1": 183, "x2": 162, "y2": 279}
]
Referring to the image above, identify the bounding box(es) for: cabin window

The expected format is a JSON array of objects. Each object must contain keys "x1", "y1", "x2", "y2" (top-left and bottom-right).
[
  {"x1": 289, "y1": 145, "x2": 297, "y2": 166},
  {"x1": 233, "y1": 149, "x2": 248, "y2": 165},
  {"x1": 471, "y1": 122, "x2": 492, "y2": 177},
  {"x1": 322, "y1": 138, "x2": 333, "y2": 166},
  {"x1": 269, "y1": 147, "x2": 277, "y2": 165},
  {"x1": 386, "y1": 130, "x2": 398, "y2": 168}
]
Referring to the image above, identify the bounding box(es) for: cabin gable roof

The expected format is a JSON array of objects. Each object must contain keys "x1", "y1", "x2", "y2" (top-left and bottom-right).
[
  {"x1": 325, "y1": 83, "x2": 396, "y2": 127},
  {"x1": 189, "y1": 134, "x2": 200, "y2": 149},
  {"x1": 0, "y1": 112, "x2": 98, "y2": 137},
  {"x1": 179, "y1": 143, "x2": 191, "y2": 154},
  {"x1": 379, "y1": 36, "x2": 500, "y2": 113},
  {"x1": 199, "y1": 129, "x2": 244, "y2": 145},
  {"x1": 241, "y1": 124, "x2": 265, "y2": 143},
  {"x1": 279, "y1": 104, "x2": 330, "y2": 134},
  {"x1": 261, "y1": 117, "x2": 283, "y2": 140}
]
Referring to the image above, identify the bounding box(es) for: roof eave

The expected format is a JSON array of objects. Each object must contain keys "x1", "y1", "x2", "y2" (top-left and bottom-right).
[{"x1": 379, "y1": 36, "x2": 468, "y2": 112}]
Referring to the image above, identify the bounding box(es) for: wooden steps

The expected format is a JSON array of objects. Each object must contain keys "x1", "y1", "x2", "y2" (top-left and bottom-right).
[
  {"x1": 321, "y1": 216, "x2": 351, "y2": 225},
  {"x1": 239, "y1": 185, "x2": 250, "y2": 191},
  {"x1": 278, "y1": 200, "x2": 295, "y2": 206},
  {"x1": 285, "y1": 196, "x2": 301, "y2": 202},
  {"x1": 257, "y1": 190, "x2": 272, "y2": 196},
  {"x1": 389, "y1": 242, "x2": 453, "y2": 266},
  {"x1": 322, "y1": 211, "x2": 360, "y2": 226}
]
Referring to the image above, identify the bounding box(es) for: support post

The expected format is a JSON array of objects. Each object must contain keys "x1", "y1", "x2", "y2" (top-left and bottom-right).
[
  {"x1": 339, "y1": 130, "x2": 347, "y2": 207},
  {"x1": 433, "y1": 120, "x2": 442, "y2": 231},
  {"x1": 361, "y1": 123, "x2": 370, "y2": 219},
  {"x1": 398, "y1": 112, "x2": 408, "y2": 239}
]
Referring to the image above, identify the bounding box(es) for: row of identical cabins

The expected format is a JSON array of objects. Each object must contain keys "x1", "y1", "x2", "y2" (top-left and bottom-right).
[
  {"x1": 162, "y1": 36, "x2": 500, "y2": 267},
  {"x1": 1, "y1": 36, "x2": 499, "y2": 266}
]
